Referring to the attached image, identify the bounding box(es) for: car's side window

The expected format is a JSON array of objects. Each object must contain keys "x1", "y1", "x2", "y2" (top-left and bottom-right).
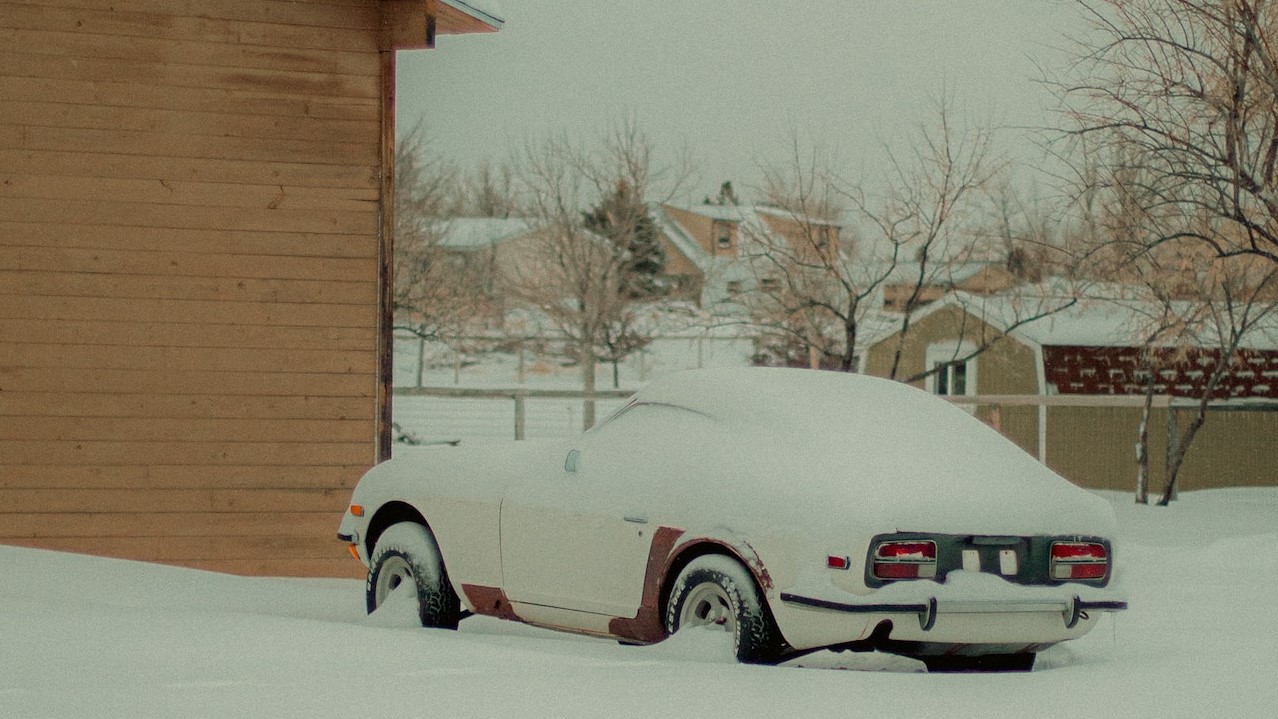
[{"x1": 584, "y1": 403, "x2": 712, "y2": 462}]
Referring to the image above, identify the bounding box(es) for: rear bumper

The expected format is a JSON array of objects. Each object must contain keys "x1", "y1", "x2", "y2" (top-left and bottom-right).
[{"x1": 780, "y1": 591, "x2": 1127, "y2": 631}]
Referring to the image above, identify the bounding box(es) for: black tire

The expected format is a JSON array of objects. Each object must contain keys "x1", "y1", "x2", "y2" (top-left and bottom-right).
[
  {"x1": 923, "y1": 652, "x2": 1036, "y2": 673},
  {"x1": 366, "y1": 522, "x2": 461, "y2": 629},
  {"x1": 664, "y1": 554, "x2": 784, "y2": 665}
]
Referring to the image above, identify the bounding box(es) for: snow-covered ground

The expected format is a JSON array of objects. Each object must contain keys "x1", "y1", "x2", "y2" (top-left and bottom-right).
[{"x1": 3, "y1": 489, "x2": 1275, "y2": 718}]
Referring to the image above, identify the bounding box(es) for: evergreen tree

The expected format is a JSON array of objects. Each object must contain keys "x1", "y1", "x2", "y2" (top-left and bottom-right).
[{"x1": 582, "y1": 180, "x2": 667, "y2": 298}]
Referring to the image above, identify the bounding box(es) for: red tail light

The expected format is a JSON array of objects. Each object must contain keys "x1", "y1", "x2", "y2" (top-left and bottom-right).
[
  {"x1": 872, "y1": 540, "x2": 937, "y2": 580},
  {"x1": 1051, "y1": 541, "x2": 1108, "y2": 580}
]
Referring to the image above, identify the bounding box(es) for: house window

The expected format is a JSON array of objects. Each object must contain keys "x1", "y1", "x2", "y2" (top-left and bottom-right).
[
  {"x1": 759, "y1": 277, "x2": 780, "y2": 292},
  {"x1": 933, "y1": 361, "x2": 967, "y2": 396},
  {"x1": 726, "y1": 280, "x2": 743, "y2": 297},
  {"x1": 925, "y1": 342, "x2": 977, "y2": 397},
  {"x1": 714, "y1": 222, "x2": 733, "y2": 251}
]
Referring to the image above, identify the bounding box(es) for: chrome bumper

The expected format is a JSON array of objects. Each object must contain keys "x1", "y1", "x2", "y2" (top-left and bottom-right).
[{"x1": 780, "y1": 592, "x2": 1128, "y2": 631}]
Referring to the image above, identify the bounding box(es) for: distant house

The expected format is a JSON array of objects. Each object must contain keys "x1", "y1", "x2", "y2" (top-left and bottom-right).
[
  {"x1": 861, "y1": 290, "x2": 1278, "y2": 492},
  {"x1": 2, "y1": 1, "x2": 502, "y2": 577},
  {"x1": 655, "y1": 202, "x2": 843, "y2": 306},
  {"x1": 435, "y1": 217, "x2": 533, "y2": 309},
  {"x1": 880, "y1": 262, "x2": 1018, "y2": 312}
]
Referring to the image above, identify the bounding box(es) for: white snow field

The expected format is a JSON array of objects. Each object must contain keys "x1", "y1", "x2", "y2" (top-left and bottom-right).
[{"x1": 2, "y1": 489, "x2": 1275, "y2": 718}]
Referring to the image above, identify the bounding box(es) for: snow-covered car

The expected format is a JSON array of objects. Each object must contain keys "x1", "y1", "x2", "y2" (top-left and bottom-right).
[{"x1": 337, "y1": 368, "x2": 1126, "y2": 671}]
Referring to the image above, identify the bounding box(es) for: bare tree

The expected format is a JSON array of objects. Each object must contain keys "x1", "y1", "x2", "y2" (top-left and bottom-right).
[
  {"x1": 739, "y1": 134, "x2": 884, "y2": 372},
  {"x1": 1155, "y1": 253, "x2": 1278, "y2": 504},
  {"x1": 857, "y1": 95, "x2": 1006, "y2": 380},
  {"x1": 462, "y1": 160, "x2": 520, "y2": 218},
  {"x1": 740, "y1": 97, "x2": 1068, "y2": 379},
  {"x1": 1063, "y1": 0, "x2": 1278, "y2": 263},
  {"x1": 1069, "y1": 139, "x2": 1278, "y2": 503},
  {"x1": 392, "y1": 125, "x2": 491, "y2": 342},
  {"x1": 508, "y1": 121, "x2": 687, "y2": 426}
]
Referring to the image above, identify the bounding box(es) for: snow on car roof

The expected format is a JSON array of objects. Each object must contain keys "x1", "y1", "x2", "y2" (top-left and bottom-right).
[
  {"x1": 633, "y1": 367, "x2": 1115, "y2": 537},
  {"x1": 636, "y1": 366, "x2": 970, "y2": 432}
]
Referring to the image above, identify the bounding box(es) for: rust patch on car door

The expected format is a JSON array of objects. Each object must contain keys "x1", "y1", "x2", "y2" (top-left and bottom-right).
[
  {"x1": 608, "y1": 526, "x2": 685, "y2": 644},
  {"x1": 460, "y1": 584, "x2": 522, "y2": 622}
]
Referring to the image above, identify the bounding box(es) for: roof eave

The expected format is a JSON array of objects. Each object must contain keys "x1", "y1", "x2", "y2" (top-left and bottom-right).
[{"x1": 438, "y1": 0, "x2": 504, "y2": 32}]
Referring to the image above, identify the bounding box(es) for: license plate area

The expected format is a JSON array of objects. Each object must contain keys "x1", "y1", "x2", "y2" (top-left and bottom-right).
[{"x1": 866, "y1": 533, "x2": 1114, "y2": 588}]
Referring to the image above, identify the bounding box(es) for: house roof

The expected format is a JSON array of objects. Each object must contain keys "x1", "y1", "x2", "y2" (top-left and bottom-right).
[
  {"x1": 913, "y1": 281, "x2": 1278, "y2": 351},
  {"x1": 753, "y1": 205, "x2": 842, "y2": 227},
  {"x1": 883, "y1": 261, "x2": 1001, "y2": 286},
  {"x1": 653, "y1": 207, "x2": 711, "y2": 270},
  {"x1": 667, "y1": 203, "x2": 752, "y2": 223},
  {"x1": 438, "y1": 0, "x2": 505, "y2": 32}
]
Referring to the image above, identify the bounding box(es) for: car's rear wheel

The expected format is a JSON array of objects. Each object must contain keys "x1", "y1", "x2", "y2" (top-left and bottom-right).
[
  {"x1": 366, "y1": 521, "x2": 461, "y2": 629},
  {"x1": 922, "y1": 652, "x2": 1036, "y2": 673},
  {"x1": 664, "y1": 554, "x2": 783, "y2": 664}
]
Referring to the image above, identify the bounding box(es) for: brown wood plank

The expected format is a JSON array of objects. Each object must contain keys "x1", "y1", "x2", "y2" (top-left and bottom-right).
[
  {"x1": 3, "y1": 343, "x2": 376, "y2": 375},
  {"x1": 2, "y1": 270, "x2": 377, "y2": 306},
  {"x1": 0, "y1": 464, "x2": 366, "y2": 490},
  {"x1": 0, "y1": 149, "x2": 379, "y2": 191},
  {"x1": 0, "y1": 294, "x2": 376, "y2": 327},
  {"x1": 2, "y1": 512, "x2": 347, "y2": 539},
  {"x1": 0, "y1": 222, "x2": 376, "y2": 259},
  {"x1": 4, "y1": 0, "x2": 382, "y2": 31},
  {"x1": 0, "y1": 487, "x2": 352, "y2": 514},
  {"x1": 0, "y1": 3, "x2": 380, "y2": 53},
  {"x1": 0, "y1": 172, "x2": 378, "y2": 213},
  {"x1": 0, "y1": 196, "x2": 376, "y2": 237},
  {"x1": 5, "y1": 125, "x2": 378, "y2": 169},
  {"x1": 0, "y1": 392, "x2": 373, "y2": 423},
  {"x1": 0, "y1": 416, "x2": 373, "y2": 443},
  {"x1": 0, "y1": 319, "x2": 375, "y2": 351},
  {"x1": 0, "y1": 367, "x2": 377, "y2": 397},
  {"x1": 2, "y1": 102, "x2": 378, "y2": 148},
  {"x1": 0, "y1": 49, "x2": 379, "y2": 100},
  {"x1": 7, "y1": 26, "x2": 380, "y2": 77},
  {"x1": 0, "y1": 76, "x2": 378, "y2": 123},
  {"x1": 2, "y1": 441, "x2": 374, "y2": 467}
]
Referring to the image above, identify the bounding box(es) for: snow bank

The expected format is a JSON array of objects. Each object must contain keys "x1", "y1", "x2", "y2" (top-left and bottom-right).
[{"x1": 1, "y1": 489, "x2": 1275, "y2": 718}]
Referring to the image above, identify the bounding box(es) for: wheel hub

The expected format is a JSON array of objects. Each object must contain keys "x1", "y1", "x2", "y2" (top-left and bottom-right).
[
  {"x1": 375, "y1": 555, "x2": 415, "y2": 608},
  {"x1": 681, "y1": 582, "x2": 735, "y2": 633}
]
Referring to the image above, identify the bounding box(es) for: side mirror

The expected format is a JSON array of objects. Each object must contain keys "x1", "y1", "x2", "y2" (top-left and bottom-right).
[{"x1": 564, "y1": 449, "x2": 581, "y2": 474}]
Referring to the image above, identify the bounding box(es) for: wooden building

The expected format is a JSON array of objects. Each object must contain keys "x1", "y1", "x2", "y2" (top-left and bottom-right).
[
  {"x1": 1, "y1": 0, "x2": 501, "y2": 576},
  {"x1": 861, "y1": 292, "x2": 1278, "y2": 493}
]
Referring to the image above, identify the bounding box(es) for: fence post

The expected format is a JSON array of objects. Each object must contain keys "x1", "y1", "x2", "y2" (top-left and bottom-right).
[
  {"x1": 1166, "y1": 406, "x2": 1179, "y2": 500},
  {"x1": 517, "y1": 339, "x2": 526, "y2": 385},
  {"x1": 514, "y1": 393, "x2": 526, "y2": 440},
  {"x1": 415, "y1": 336, "x2": 425, "y2": 388}
]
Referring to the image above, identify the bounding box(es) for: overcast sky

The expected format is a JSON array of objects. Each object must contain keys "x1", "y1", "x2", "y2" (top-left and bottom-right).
[{"x1": 396, "y1": 1, "x2": 1083, "y2": 204}]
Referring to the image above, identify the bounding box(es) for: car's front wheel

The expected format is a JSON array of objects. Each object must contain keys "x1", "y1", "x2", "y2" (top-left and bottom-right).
[
  {"x1": 366, "y1": 521, "x2": 461, "y2": 629},
  {"x1": 664, "y1": 554, "x2": 783, "y2": 664}
]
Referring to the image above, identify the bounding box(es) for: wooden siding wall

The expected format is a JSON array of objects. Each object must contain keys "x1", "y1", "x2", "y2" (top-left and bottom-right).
[{"x1": 1, "y1": 0, "x2": 386, "y2": 577}]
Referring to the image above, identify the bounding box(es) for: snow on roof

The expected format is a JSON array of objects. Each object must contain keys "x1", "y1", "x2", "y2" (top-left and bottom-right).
[
  {"x1": 653, "y1": 206, "x2": 710, "y2": 269},
  {"x1": 884, "y1": 261, "x2": 998, "y2": 286},
  {"x1": 667, "y1": 202, "x2": 752, "y2": 223},
  {"x1": 921, "y1": 282, "x2": 1278, "y2": 350},
  {"x1": 753, "y1": 204, "x2": 841, "y2": 227},
  {"x1": 436, "y1": 217, "x2": 532, "y2": 250}
]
